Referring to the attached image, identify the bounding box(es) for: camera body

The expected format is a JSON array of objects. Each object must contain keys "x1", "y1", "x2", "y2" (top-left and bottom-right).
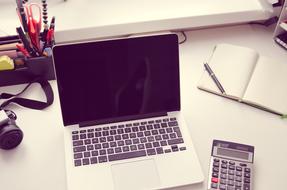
[{"x1": 0, "y1": 110, "x2": 23, "y2": 150}]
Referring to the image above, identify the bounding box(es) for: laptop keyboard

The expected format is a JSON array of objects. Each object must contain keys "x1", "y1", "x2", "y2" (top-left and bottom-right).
[{"x1": 71, "y1": 117, "x2": 186, "y2": 167}]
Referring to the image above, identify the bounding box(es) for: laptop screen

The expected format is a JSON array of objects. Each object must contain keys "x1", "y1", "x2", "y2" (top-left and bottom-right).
[{"x1": 52, "y1": 34, "x2": 180, "y2": 126}]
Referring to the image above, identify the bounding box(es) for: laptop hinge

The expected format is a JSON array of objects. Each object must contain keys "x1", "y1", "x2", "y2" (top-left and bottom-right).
[{"x1": 79, "y1": 112, "x2": 168, "y2": 128}]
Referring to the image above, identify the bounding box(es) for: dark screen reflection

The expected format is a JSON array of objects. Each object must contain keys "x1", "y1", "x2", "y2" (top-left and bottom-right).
[{"x1": 53, "y1": 34, "x2": 180, "y2": 126}]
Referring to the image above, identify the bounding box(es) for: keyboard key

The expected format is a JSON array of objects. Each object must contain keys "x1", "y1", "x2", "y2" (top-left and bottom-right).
[
  {"x1": 73, "y1": 146, "x2": 86, "y2": 153},
  {"x1": 84, "y1": 139, "x2": 91, "y2": 145},
  {"x1": 90, "y1": 157, "x2": 98, "y2": 164},
  {"x1": 108, "y1": 150, "x2": 147, "y2": 161},
  {"x1": 73, "y1": 140, "x2": 84, "y2": 146},
  {"x1": 147, "y1": 148, "x2": 156, "y2": 155},
  {"x1": 168, "y1": 138, "x2": 184, "y2": 145},
  {"x1": 87, "y1": 145, "x2": 94, "y2": 150},
  {"x1": 84, "y1": 151, "x2": 91, "y2": 157},
  {"x1": 91, "y1": 150, "x2": 98, "y2": 156},
  {"x1": 74, "y1": 153, "x2": 83, "y2": 159},
  {"x1": 115, "y1": 147, "x2": 122, "y2": 153},
  {"x1": 168, "y1": 121, "x2": 178, "y2": 127},
  {"x1": 100, "y1": 149, "x2": 107, "y2": 155},
  {"x1": 98, "y1": 156, "x2": 108, "y2": 163},
  {"x1": 74, "y1": 159, "x2": 81, "y2": 166},
  {"x1": 156, "y1": 147, "x2": 164, "y2": 154},
  {"x1": 72, "y1": 135, "x2": 79, "y2": 140},
  {"x1": 82, "y1": 158, "x2": 90, "y2": 165},
  {"x1": 72, "y1": 131, "x2": 79, "y2": 134}
]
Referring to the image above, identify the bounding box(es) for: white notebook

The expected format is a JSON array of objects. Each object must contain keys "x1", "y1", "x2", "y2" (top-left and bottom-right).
[{"x1": 197, "y1": 43, "x2": 287, "y2": 117}]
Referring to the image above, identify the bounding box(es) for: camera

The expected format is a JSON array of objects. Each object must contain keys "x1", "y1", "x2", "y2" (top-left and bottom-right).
[{"x1": 0, "y1": 110, "x2": 23, "y2": 150}]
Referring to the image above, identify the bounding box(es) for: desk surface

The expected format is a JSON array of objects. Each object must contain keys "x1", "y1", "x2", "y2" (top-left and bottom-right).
[{"x1": 0, "y1": 24, "x2": 287, "y2": 190}]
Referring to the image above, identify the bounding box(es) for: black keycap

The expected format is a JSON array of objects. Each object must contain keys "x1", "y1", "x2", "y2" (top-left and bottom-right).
[
  {"x1": 137, "y1": 132, "x2": 144, "y2": 137},
  {"x1": 108, "y1": 150, "x2": 147, "y2": 161},
  {"x1": 159, "y1": 129, "x2": 166, "y2": 134},
  {"x1": 87, "y1": 145, "x2": 94, "y2": 150},
  {"x1": 122, "y1": 134, "x2": 129, "y2": 139},
  {"x1": 168, "y1": 138, "x2": 184, "y2": 145},
  {"x1": 160, "y1": 140, "x2": 167, "y2": 146},
  {"x1": 91, "y1": 150, "x2": 98, "y2": 156},
  {"x1": 132, "y1": 127, "x2": 139, "y2": 132},
  {"x1": 221, "y1": 174, "x2": 227, "y2": 179},
  {"x1": 94, "y1": 144, "x2": 102, "y2": 149},
  {"x1": 153, "y1": 142, "x2": 160, "y2": 147},
  {"x1": 111, "y1": 126, "x2": 117, "y2": 129},
  {"x1": 130, "y1": 145, "x2": 137, "y2": 151},
  {"x1": 72, "y1": 135, "x2": 79, "y2": 140},
  {"x1": 144, "y1": 131, "x2": 151, "y2": 136},
  {"x1": 168, "y1": 121, "x2": 178, "y2": 127},
  {"x1": 123, "y1": 146, "x2": 130, "y2": 152},
  {"x1": 129, "y1": 133, "x2": 136, "y2": 138},
  {"x1": 87, "y1": 133, "x2": 94, "y2": 138},
  {"x1": 221, "y1": 163, "x2": 228, "y2": 169},
  {"x1": 82, "y1": 158, "x2": 90, "y2": 165},
  {"x1": 244, "y1": 173, "x2": 251, "y2": 178},
  {"x1": 152, "y1": 130, "x2": 158, "y2": 135},
  {"x1": 170, "y1": 117, "x2": 176, "y2": 121},
  {"x1": 103, "y1": 131, "x2": 109, "y2": 136},
  {"x1": 140, "y1": 121, "x2": 147, "y2": 125},
  {"x1": 125, "y1": 139, "x2": 132, "y2": 145},
  {"x1": 236, "y1": 166, "x2": 242, "y2": 171},
  {"x1": 74, "y1": 153, "x2": 83, "y2": 159},
  {"x1": 166, "y1": 128, "x2": 173, "y2": 133},
  {"x1": 110, "y1": 130, "x2": 116, "y2": 135},
  {"x1": 90, "y1": 157, "x2": 98, "y2": 164},
  {"x1": 73, "y1": 146, "x2": 86, "y2": 153},
  {"x1": 169, "y1": 133, "x2": 177, "y2": 139},
  {"x1": 221, "y1": 169, "x2": 228, "y2": 174},
  {"x1": 229, "y1": 165, "x2": 235, "y2": 170},
  {"x1": 102, "y1": 143, "x2": 109, "y2": 148},
  {"x1": 138, "y1": 144, "x2": 145, "y2": 150},
  {"x1": 107, "y1": 136, "x2": 114, "y2": 142},
  {"x1": 139, "y1": 126, "x2": 146, "y2": 131},
  {"x1": 212, "y1": 172, "x2": 219, "y2": 178},
  {"x1": 171, "y1": 145, "x2": 179, "y2": 152},
  {"x1": 243, "y1": 183, "x2": 250, "y2": 190},
  {"x1": 80, "y1": 134, "x2": 87, "y2": 139},
  {"x1": 155, "y1": 135, "x2": 162, "y2": 141},
  {"x1": 84, "y1": 151, "x2": 91, "y2": 157},
  {"x1": 147, "y1": 148, "x2": 156, "y2": 155},
  {"x1": 133, "y1": 122, "x2": 139, "y2": 126},
  {"x1": 145, "y1": 143, "x2": 152, "y2": 149},
  {"x1": 98, "y1": 156, "x2": 108, "y2": 163},
  {"x1": 115, "y1": 135, "x2": 121, "y2": 140},
  {"x1": 115, "y1": 147, "x2": 122, "y2": 153},
  {"x1": 154, "y1": 124, "x2": 160, "y2": 129},
  {"x1": 107, "y1": 148, "x2": 114, "y2": 154},
  {"x1": 73, "y1": 140, "x2": 84, "y2": 146},
  {"x1": 72, "y1": 131, "x2": 79, "y2": 134},
  {"x1": 148, "y1": 120, "x2": 154, "y2": 124},
  {"x1": 179, "y1": 147, "x2": 186, "y2": 151},
  {"x1": 117, "y1": 129, "x2": 124, "y2": 134},
  {"x1": 173, "y1": 127, "x2": 182, "y2": 137},
  {"x1": 74, "y1": 159, "x2": 81, "y2": 166},
  {"x1": 110, "y1": 142, "x2": 117, "y2": 147},
  {"x1": 99, "y1": 149, "x2": 107, "y2": 155},
  {"x1": 161, "y1": 123, "x2": 168, "y2": 128},
  {"x1": 156, "y1": 147, "x2": 164, "y2": 154},
  {"x1": 132, "y1": 138, "x2": 140, "y2": 144},
  {"x1": 164, "y1": 149, "x2": 171, "y2": 153},
  {"x1": 84, "y1": 139, "x2": 91, "y2": 145},
  {"x1": 229, "y1": 161, "x2": 235, "y2": 165},
  {"x1": 147, "y1": 136, "x2": 155, "y2": 142},
  {"x1": 99, "y1": 137, "x2": 106, "y2": 143},
  {"x1": 118, "y1": 141, "x2": 124, "y2": 146},
  {"x1": 162, "y1": 134, "x2": 169, "y2": 139},
  {"x1": 80, "y1": 130, "x2": 86, "y2": 133},
  {"x1": 124, "y1": 128, "x2": 131, "y2": 133}
]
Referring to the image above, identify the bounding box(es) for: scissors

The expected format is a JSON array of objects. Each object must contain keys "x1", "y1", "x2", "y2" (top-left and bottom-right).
[{"x1": 25, "y1": 3, "x2": 42, "y2": 51}]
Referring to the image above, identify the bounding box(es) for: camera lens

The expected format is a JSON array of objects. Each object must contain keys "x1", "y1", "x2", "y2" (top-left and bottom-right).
[{"x1": 0, "y1": 129, "x2": 23, "y2": 150}]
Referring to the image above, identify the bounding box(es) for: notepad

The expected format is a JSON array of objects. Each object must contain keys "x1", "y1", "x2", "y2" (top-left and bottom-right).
[{"x1": 197, "y1": 43, "x2": 287, "y2": 117}]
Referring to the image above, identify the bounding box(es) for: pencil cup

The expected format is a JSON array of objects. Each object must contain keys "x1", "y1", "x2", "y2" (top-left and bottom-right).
[{"x1": 0, "y1": 56, "x2": 55, "y2": 87}]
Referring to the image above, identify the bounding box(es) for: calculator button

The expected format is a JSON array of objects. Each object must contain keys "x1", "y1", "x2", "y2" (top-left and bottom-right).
[
  {"x1": 219, "y1": 184, "x2": 227, "y2": 190},
  {"x1": 213, "y1": 167, "x2": 220, "y2": 173},
  {"x1": 244, "y1": 173, "x2": 251, "y2": 178},
  {"x1": 229, "y1": 165, "x2": 235, "y2": 170},
  {"x1": 244, "y1": 168, "x2": 251, "y2": 173},
  {"x1": 221, "y1": 173, "x2": 227, "y2": 179},
  {"x1": 229, "y1": 161, "x2": 235, "y2": 165},
  {"x1": 211, "y1": 182, "x2": 219, "y2": 189},
  {"x1": 236, "y1": 171, "x2": 242, "y2": 177},
  {"x1": 236, "y1": 166, "x2": 242, "y2": 171},
  {"x1": 235, "y1": 187, "x2": 242, "y2": 190},
  {"x1": 227, "y1": 185, "x2": 235, "y2": 190},
  {"x1": 220, "y1": 179, "x2": 227, "y2": 185},
  {"x1": 228, "y1": 175, "x2": 234, "y2": 180},
  {"x1": 214, "y1": 158, "x2": 220, "y2": 162},
  {"x1": 222, "y1": 160, "x2": 228, "y2": 164},
  {"x1": 221, "y1": 169, "x2": 228, "y2": 174},
  {"x1": 221, "y1": 163, "x2": 228, "y2": 169},
  {"x1": 235, "y1": 181, "x2": 242, "y2": 187},
  {"x1": 235, "y1": 176, "x2": 242, "y2": 182},
  {"x1": 212, "y1": 177, "x2": 219, "y2": 183},
  {"x1": 244, "y1": 178, "x2": 250, "y2": 184},
  {"x1": 240, "y1": 163, "x2": 247, "y2": 167},
  {"x1": 228, "y1": 180, "x2": 235, "y2": 186},
  {"x1": 228, "y1": 170, "x2": 235, "y2": 175},
  {"x1": 213, "y1": 161, "x2": 220, "y2": 167},
  {"x1": 243, "y1": 183, "x2": 250, "y2": 190},
  {"x1": 212, "y1": 172, "x2": 219, "y2": 178}
]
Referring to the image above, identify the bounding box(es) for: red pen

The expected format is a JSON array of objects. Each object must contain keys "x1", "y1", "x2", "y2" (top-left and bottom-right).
[{"x1": 16, "y1": 43, "x2": 30, "y2": 57}]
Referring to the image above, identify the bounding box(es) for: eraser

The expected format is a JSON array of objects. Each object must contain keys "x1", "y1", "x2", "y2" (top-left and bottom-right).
[{"x1": 0, "y1": 55, "x2": 14, "y2": 71}]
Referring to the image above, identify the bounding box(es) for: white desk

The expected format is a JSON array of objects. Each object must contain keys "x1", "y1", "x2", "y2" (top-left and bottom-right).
[
  {"x1": 0, "y1": 24, "x2": 287, "y2": 190},
  {"x1": 0, "y1": 0, "x2": 272, "y2": 40}
]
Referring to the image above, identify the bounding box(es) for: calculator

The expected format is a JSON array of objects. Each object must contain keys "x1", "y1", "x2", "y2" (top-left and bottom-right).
[{"x1": 207, "y1": 140, "x2": 254, "y2": 190}]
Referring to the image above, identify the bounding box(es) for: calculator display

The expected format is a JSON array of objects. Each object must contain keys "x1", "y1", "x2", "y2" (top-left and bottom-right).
[{"x1": 217, "y1": 147, "x2": 249, "y2": 160}]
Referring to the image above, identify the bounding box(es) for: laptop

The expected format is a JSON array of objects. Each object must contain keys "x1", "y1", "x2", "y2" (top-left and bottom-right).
[{"x1": 52, "y1": 33, "x2": 204, "y2": 190}]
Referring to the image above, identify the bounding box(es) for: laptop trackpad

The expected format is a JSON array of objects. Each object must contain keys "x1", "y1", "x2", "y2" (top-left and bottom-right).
[{"x1": 111, "y1": 159, "x2": 160, "y2": 190}]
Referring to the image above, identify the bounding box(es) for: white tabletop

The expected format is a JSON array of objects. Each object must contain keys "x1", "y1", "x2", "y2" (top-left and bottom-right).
[{"x1": 0, "y1": 24, "x2": 287, "y2": 190}]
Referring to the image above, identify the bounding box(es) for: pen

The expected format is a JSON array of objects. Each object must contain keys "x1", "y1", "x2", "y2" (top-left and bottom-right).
[
  {"x1": 204, "y1": 62, "x2": 226, "y2": 94},
  {"x1": 16, "y1": 0, "x2": 29, "y2": 33},
  {"x1": 16, "y1": 27, "x2": 37, "y2": 57}
]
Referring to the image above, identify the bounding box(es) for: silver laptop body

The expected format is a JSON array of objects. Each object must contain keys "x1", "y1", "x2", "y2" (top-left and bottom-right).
[{"x1": 52, "y1": 34, "x2": 204, "y2": 190}]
